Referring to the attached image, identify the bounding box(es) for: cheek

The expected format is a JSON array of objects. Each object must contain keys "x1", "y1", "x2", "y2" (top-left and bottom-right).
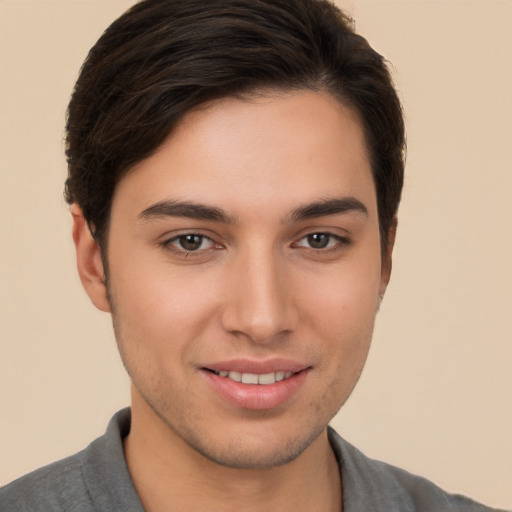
[
  {"x1": 308, "y1": 274, "x2": 379, "y2": 402},
  {"x1": 298, "y1": 254, "x2": 381, "y2": 393},
  {"x1": 303, "y1": 260, "x2": 382, "y2": 335},
  {"x1": 108, "y1": 257, "x2": 224, "y2": 358}
]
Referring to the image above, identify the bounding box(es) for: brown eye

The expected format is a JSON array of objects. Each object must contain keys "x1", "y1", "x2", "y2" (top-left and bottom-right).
[
  {"x1": 178, "y1": 234, "x2": 205, "y2": 251},
  {"x1": 306, "y1": 233, "x2": 331, "y2": 249},
  {"x1": 294, "y1": 232, "x2": 348, "y2": 252},
  {"x1": 162, "y1": 232, "x2": 220, "y2": 257}
]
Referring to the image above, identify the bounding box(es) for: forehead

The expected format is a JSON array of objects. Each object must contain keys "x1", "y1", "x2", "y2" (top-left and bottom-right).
[{"x1": 112, "y1": 91, "x2": 375, "y2": 220}]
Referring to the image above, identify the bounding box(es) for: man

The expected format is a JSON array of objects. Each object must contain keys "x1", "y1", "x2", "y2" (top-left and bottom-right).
[{"x1": 0, "y1": 0, "x2": 508, "y2": 510}]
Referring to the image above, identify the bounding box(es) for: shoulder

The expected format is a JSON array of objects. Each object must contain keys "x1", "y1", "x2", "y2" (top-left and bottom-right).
[
  {"x1": 0, "y1": 449, "x2": 94, "y2": 512},
  {"x1": 328, "y1": 427, "x2": 509, "y2": 512},
  {"x1": 0, "y1": 409, "x2": 142, "y2": 512}
]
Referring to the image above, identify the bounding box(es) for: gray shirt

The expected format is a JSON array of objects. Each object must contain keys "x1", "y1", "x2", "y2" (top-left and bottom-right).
[{"x1": 0, "y1": 409, "x2": 508, "y2": 511}]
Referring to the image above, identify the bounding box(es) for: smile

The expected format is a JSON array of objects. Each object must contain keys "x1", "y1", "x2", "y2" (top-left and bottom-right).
[
  {"x1": 209, "y1": 370, "x2": 295, "y2": 385},
  {"x1": 203, "y1": 367, "x2": 309, "y2": 410}
]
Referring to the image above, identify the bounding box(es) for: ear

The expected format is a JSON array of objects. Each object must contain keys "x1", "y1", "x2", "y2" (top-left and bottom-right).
[
  {"x1": 379, "y1": 217, "x2": 397, "y2": 299},
  {"x1": 70, "y1": 204, "x2": 111, "y2": 312}
]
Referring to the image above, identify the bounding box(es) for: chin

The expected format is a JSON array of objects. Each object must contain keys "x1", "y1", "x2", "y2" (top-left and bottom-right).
[{"x1": 182, "y1": 424, "x2": 327, "y2": 470}]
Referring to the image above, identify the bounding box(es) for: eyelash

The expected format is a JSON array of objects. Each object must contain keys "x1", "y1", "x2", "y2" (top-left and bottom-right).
[
  {"x1": 161, "y1": 231, "x2": 350, "y2": 256},
  {"x1": 162, "y1": 233, "x2": 219, "y2": 255},
  {"x1": 293, "y1": 232, "x2": 349, "y2": 252}
]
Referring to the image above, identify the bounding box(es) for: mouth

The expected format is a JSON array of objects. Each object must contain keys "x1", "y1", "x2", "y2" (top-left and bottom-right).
[
  {"x1": 203, "y1": 368, "x2": 298, "y2": 385},
  {"x1": 201, "y1": 361, "x2": 310, "y2": 410}
]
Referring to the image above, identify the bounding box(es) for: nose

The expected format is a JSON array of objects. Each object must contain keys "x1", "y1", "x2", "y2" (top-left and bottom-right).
[{"x1": 220, "y1": 245, "x2": 298, "y2": 344}]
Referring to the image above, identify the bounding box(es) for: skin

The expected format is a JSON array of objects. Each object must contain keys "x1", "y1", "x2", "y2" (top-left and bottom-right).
[{"x1": 72, "y1": 90, "x2": 394, "y2": 512}]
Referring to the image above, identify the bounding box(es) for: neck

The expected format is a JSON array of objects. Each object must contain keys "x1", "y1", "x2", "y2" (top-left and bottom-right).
[{"x1": 124, "y1": 389, "x2": 342, "y2": 512}]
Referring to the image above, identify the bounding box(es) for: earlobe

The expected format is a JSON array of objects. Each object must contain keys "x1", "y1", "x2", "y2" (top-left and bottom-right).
[
  {"x1": 379, "y1": 217, "x2": 397, "y2": 299},
  {"x1": 70, "y1": 204, "x2": 111, "y2": 313}
]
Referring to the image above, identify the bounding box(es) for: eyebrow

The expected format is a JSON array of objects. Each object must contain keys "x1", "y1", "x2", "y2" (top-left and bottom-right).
[
  {"x1": 288, "y1": 197, "x2": 368, "y2": 222},
  {"x1": 139, "y1": 200, "x2": 236, "y2": 224},
  {"x1": 138, "y1": 196, "x2": 368, "y2": 225}
]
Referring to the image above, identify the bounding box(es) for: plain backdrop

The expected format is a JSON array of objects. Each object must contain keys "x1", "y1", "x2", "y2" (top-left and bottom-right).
[{"x1": 1, "y1": 0, "x2": 511, "y2": 508}]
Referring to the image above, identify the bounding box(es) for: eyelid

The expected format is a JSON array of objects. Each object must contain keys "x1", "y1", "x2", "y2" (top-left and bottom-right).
[
  {"x1": 160, "y1": 231, "x2": 222, "y2": 253},
  {"x1": 293, "y1": 231, "x2": 351, "y2": 251},
  {"x1": 158, "y1": 228, "x2": 350, "y2": 255}
]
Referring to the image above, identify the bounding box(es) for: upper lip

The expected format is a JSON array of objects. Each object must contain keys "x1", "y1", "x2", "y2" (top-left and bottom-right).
[{"x1": 202, "y1": 358, "x2": 310, "y2": 374}]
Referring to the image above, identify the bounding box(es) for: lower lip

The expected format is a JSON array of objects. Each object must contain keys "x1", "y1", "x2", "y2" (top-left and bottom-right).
[{"x1": 203, "y1": 370, "x2": 309, "y2": 410}]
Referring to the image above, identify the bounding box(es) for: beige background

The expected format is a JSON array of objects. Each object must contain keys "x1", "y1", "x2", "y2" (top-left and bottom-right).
[{"x1": 1, "y1": 0, "x2": 511, "y2": 508}]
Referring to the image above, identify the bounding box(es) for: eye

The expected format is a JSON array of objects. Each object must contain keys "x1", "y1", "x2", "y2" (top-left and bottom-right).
[
  {"x1": 165, "y1": 234, "x2": 216, "y2": 252},
  {"x1": 295, "y1": 232, "x2": 345, "y2": 250}
]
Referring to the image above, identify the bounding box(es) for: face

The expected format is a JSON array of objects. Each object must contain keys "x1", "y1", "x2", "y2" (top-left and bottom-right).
[{"x1": 96, "y1": 91, "x2": 390, "y2": 468}]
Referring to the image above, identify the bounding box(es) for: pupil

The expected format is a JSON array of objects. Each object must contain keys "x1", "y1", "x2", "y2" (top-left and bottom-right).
[
  {"x1": 180, "y1": 235, "x2": 202, "y2": 251},
  {"x1": 308, "y1": 233, "x2": 329, "y2": 249}
]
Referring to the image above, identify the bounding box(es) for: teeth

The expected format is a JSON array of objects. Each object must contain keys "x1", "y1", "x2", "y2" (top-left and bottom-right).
[
  {"x1": 241, "y1": 373, "x2": 259, "y2": 384},
  {"x1": 215, "y1": 370, "x2": 296, "y2": 385},
  {"x1": 258, "y1": 372, "x2": 277, "y2": 385},
  {"x1": 227, "y1": 371, "x2": 241, "y2": 382}
]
